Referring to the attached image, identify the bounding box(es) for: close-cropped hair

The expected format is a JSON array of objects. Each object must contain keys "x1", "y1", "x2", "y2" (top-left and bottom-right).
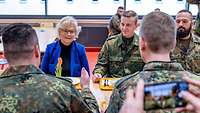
[
  {"x1": 2, "y1": 23, "x2": 38, "y2": 62},
  {"x1": 118, "y1": 6, "x2": 124, "y2": 10},
  {"x1": 57, "y1": 16, "x2": 81, "y2": 37},
  {"x1": 122, "y1": 10, "x2": 138, "y2": 22},
  {"x1": 140, "y1": 11, "x2": 176, "y2": 53},
  {"x1": 177, "y1": 9, "x2": 193, "y2": 20},
  {"x1": 177, "y1": 9, "x2": 192, "y2": 16}
]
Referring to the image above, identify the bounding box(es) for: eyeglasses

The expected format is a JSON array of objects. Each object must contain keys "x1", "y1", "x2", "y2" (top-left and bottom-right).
[{"x1": 60, "y1": 29, "x2": 76, "y2": 35}]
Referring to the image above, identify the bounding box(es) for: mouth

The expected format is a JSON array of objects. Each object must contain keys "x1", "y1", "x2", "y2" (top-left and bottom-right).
[
  {"x1": 178, "y1": 27, "x2": 185, "y2": 32},
  {"x1": 64, "y1": 37, "x2": 72, "y2": 39}
]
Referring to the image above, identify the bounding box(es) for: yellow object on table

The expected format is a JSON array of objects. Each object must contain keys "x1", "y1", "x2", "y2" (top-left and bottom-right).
[
  {"x1": 99, "y1": 78, "x2": 120, "y2": 91},
  {"x1": 66, "y1": 77, "x2": 114, "y2": 112}
]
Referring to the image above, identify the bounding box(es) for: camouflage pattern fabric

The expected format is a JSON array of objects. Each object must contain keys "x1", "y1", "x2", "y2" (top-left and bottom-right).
[
  {"x1": 93, "y1": 34, "x2": 144, "y2": 78},
  {"x1": 109, "y1": 14, "x2": 121, "y2": 36},
  {"x1": 194, "y1": 9, "x2": 200, "y2": 36},
  {"x1": 171, "y1": 34, "x2": 200, "y2": 74},
  {"x1": 0, "y1": 65, "x2": 99, "y2": 113},
  {"x1": 106, "y1": 61, "x2": 200, "y2": 113}
]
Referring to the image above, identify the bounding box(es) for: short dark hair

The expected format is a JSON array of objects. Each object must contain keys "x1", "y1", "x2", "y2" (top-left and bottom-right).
[
  {"x1": 118, "y1": 6, "x2": 124, "y2": 10},
  {"x1": 177, "y1": 9, "x2": 192, "y2": 15},
  {"x1": 122, "y1": 10, "x2": 137, "y2": 18},
  {"x1": 2, "y1": 23, "x2": 38, "y2": 62},
  {"x1": 176, "y1": 9, "x2": 193, "y2": 20},
  {"x1": 140, "y1": 11, "x2": 176, "y2": 53}
]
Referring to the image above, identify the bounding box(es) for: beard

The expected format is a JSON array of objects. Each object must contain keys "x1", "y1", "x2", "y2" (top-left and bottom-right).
[{"x1": 176, "y1": 26, "x2": 191, "y2": 39}]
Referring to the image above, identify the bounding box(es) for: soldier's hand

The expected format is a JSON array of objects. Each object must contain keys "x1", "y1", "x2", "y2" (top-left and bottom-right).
[
  {"x1": 92, "y1": 73, "x2": 102, "y2": 83},
  {"x1": 119, "y1": 79, "x2": 145, "y2": 113},
  {"x1": 176, "y1": 77, "x2": 200, "y2": 113},
  {"x1": 80, "y1": 68, "x2": 90, "y2": 89}
]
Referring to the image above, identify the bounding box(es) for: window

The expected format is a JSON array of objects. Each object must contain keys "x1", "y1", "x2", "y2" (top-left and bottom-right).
[
  {"x1": 92, "y1": 0, "x2": 99, "y2": 4},
  {"x1": 0, "y1": 0, "x2": 5, "y2": 3},
  {"x1": 155, "y1": 0, "x2": 162, "y2": 4},
  {"x1": 19, "y1": 0, "x2": 27, "y2": 4},
  {"x1": 113, "y1": 0, "x2": 120, "y2": 3},
  {"x1": 134, "y1": 0, "x2": 141, "y2": 4},
  {"x1": 0, "y1": 0, "x2": 45, "y2": 15},
  {"x1": 66, "y1": 0, "x2": 73, "y2": 3}
]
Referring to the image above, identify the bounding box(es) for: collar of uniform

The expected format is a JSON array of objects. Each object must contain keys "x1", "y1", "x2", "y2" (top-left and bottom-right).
[
  {"x1": 143, "y1": 61, "x2": 184, "y2": 71},
  {"x1": 1, "y1": 65, "x2": 44, "y2": 77},
  {"x1": 117, "y1": 33, "x2": 139, "y2": 47},
  {"x1": 176, "y1": 33, "x2": 197, "y2": 53}
]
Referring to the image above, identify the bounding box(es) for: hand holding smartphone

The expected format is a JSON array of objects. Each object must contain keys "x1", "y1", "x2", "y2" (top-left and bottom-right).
[{"x1": 144, "y1": 81, "x2": 188, "y2": 111}]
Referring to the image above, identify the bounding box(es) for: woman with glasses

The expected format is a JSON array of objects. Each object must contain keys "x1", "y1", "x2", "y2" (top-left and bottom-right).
[{"x1": 41, "y1": 16, "x2": 90, "y2": 77}]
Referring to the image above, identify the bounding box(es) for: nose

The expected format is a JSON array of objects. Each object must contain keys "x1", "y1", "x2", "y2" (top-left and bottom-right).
[{"x1": 178, "y1": 21, "x2": 184, "y2": 26}]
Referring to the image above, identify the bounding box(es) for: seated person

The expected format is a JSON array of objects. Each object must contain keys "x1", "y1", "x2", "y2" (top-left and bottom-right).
[
  {"x1": 0, "y1": 23, "x2": 99, "y2": 113},
  {"x1": 170, "y1": 10, "x2": 200, "y2": 74},
  {"x1": 106, "y1": 11, "x2": 200, "y2": 113},
  {"x1": 41, "y1": 16, "x2": 90, "y2": 77},
  {"x1": 93, "y1": 10, "x2": 144, "y2": 82}
]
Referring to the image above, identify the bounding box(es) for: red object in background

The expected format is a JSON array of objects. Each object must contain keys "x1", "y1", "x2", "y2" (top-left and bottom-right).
[{"x1": 85, "y1": 47, "x2": 101, "y2": 75}]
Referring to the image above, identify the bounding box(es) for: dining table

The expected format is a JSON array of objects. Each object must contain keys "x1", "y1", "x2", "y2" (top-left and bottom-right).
[{"x1": 68, "y1": 77, "x2": 120, "y2": 113}]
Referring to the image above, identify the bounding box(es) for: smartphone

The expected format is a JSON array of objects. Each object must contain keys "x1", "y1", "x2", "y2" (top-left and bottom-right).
[{"x1": 144, "y1": 81, "x2": 188, "y2": 111}]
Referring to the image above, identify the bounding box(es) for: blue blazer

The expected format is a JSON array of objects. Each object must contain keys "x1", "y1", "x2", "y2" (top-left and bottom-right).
[{"x1": 41, "y1": 40, "x2": 90, "y2": 77}]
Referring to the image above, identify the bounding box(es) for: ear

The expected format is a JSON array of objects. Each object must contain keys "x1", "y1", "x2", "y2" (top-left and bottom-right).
[
  {"x1": 34, "y1": 45, "x2": 40, "y2": 58},
  {"x1": 140, "y1": 36, "x2": 146, "y2": 51}
]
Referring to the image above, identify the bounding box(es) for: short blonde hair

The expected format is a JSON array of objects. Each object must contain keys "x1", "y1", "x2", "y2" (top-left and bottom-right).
[{"x1": 56, "y1": 16, "x2": 81, "y2": 38}]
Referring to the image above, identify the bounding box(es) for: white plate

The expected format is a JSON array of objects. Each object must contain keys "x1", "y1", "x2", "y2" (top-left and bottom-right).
[{"x1": 67, "y1": 77, "x2": 80, "y2": 85}]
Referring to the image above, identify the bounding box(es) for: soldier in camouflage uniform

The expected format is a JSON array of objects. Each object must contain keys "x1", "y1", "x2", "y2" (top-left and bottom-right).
[
  {"x1": 170, "y1": 10, "x2": 200, "y2": 74},
  {"x1": 108, "y1": 6, "x2": 124, "y2": 36},
  {"x1": 0, "y1": 23, "x2": 99, "y2": 113},
  {"x1": 106, "y1": 11, "x2": 200, "y2": 113},
  {"x1": 93, "y1": 10, "x2": 144, "y2": 82}
]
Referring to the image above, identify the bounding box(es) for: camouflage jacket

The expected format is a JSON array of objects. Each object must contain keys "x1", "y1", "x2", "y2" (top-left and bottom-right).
[
  {"x1": 109, "y1": 14, "x2": 121, "y2": 36},
  {"x1": 0, "y1": 65, "x2": 99, "y2": 113},
  {"x1": 93, "y1": 34, "x2": 144, "y2": 78},
  {"x1": 170, "y1": 34, "x2": 200, "y2": 74},
  {"x1": 106, "y1": 61, "x2": 200, "y2": 113}
]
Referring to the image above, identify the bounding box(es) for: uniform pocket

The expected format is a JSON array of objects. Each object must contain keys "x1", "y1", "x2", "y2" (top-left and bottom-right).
[{"x1": 109, "y1": 56, "x2": 123, "y2": 75}]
